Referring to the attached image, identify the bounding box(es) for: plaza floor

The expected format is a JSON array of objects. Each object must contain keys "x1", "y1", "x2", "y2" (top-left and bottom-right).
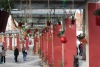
[{"x1": 0, "y1": 50, "x2": 86, "y2": 67}]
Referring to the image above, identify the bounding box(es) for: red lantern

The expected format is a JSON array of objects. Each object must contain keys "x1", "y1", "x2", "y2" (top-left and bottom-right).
[
  {"x1": 18, "y1": 22, "x2": 22, "y2": 27},
  {"x1": 60, "y1": 36, "x2": 67, "y2": 43},
  {"x1": 27, "y1": 29, "x2": 31, "y2": 33},
  {"x1": 34, "y1": 28, "x2": 38, "y2": 32}
]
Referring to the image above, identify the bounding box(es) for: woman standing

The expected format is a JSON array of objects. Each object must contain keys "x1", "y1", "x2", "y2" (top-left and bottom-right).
[
  {"x1": 1, "y1": 46, "x2": 6, "y2": 63},
  {"x1": 22, "y1": 47, "x2": 27, "y2": 61}
]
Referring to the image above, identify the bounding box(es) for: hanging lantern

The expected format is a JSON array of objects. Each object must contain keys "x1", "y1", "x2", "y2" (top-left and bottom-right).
[
  {"x1": 27, "y1": 29, "x2": 31, "y2": 33},
  {"x1": 34, "y1": 28, "x2": 38, "y2": 32},
  {"x1": 18, "y1": 22, "x2": 22, "y2": 27},
  {"x1": 60, "y1": 36, "x2": 67, "y2": 43}
]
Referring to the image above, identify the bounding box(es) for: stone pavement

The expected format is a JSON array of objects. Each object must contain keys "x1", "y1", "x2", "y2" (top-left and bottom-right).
[
  {"x1": 0, "y1": 50, "x2": 86, "y2": 67},
  {"x1": 0, "y1": 50, "x2": 42, "y2": 67}
]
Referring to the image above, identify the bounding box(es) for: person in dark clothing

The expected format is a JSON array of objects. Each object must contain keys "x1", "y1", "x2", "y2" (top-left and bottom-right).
[
  {"x1": 79, "y1": 43, "x2": 83, "y2": 56},
  {"x1": 14, "y1": 46, "x2": 19, "y2": 62}
]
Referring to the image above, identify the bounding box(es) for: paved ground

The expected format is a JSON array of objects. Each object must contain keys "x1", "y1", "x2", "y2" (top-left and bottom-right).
[
  {"x1": 0, "y1": 50, "x2": 86, "y2": 67},
  {"x1": 78, "y1": 56, "x2": 86, "y2": 67},
  {"x1": 0, "y1": 50, "x2": 42, "y2": 67}
]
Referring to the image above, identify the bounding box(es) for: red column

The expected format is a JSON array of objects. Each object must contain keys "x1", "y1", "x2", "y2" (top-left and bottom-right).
[
  {"x1": 34, "y1": 37, "x2": 37, "y2": 53},
  {"x1": 53, "y1": 24, "x2": 62, "y2": 67},
  {"x1": 88, "y1": 3, "x2": 100, "y2": 67},
  {"x1": 26, "y1": 37, "x2": 29, "y2": 50},
  {"x1": 64, "y1": 18, "x2": 76, "y2": 67},
  {"x1": 48, "y1": 30, "x2": 52, "y2": 65},
  {"x1": 9, "y1": 37, "x2": 12, "y2": 50},
  {"x1": 17, "y1": 34, "x2": 20, "y2": 51},
  {"x1": 43, "y1": 33, "x2": 47, "y2": 62},
  {"x1": 3, "y1": 36, "x2": 7, "y2": 48}
]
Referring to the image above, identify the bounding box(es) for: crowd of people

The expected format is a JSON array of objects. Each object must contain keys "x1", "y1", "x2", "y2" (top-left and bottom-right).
[{"x1": 0, "y1": 46, "x2": 28, "y2": 63}]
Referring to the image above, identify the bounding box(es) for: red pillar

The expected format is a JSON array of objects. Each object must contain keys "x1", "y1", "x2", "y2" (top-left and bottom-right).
[
  {"x1": 9, "y1": 37, "x2": 12, "y2": 50},
  {"x1": 3, "y1": 36, "x2": 7, "y2": 48},
  {"x1": 43, "y1": 33, "x2": 47, "y2": 62},
  {"x1": 48, "y1": 30, "x2": 52, "y2": 65},
  {"x1": 34, "y1": 37, "x2": 37, "y2": 53},
  {"x1": 88, "y1": 3, "x2": 100, "y2": 67},
  {"x1": 26, "y1": 37, "x2": 29, "y2": 50},
  {"x1": 64, "y1": 18, "x2": 76, "y2": 67},
  {"x1": 17, "y1": 34, "x2": 20, "y2": 51},
  {"x1": 53, "y1": 24, "x2": 62, "y2": 67}
]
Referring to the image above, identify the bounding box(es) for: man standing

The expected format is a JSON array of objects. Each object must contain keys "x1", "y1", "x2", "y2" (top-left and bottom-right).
[{"x1": 14, "y1": 46, "x2": 19, "y2": 62}]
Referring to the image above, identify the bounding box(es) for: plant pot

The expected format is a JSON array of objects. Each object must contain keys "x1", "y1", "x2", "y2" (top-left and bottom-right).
[
  {"x1": 18, "y1": 22, "x2": 22, "y2": 27},
  {"x1": 71, "y1": 19, "x2": 75, "y2": 25},
  {"x1": 27, "y1": 29, "x2": 31, "y2": 33},
  {"x1": 47, "y1": 21, "x2": 51, "y2": 26},
  {"x1": 96, "y1": 16, "x2": 100, "y2": 26},
  {"x1": 58, "y1": 21, "x2": 61, "y2": 25},
  {"x1": 79, "y1": 38, "x2": 87, "y2": 44}
]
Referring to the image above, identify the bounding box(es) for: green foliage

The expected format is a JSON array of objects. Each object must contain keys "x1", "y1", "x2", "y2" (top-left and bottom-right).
[
  {"x1": 58, "y1": 60, "x2": 64, "y2": 67},
  {"x1": 57, "y1": 31, "x2": 65, "y2": 37},
  {"x1": 0, "y1": 0, "x2": 14, "y2": 11},
  {"x1": 77, "y1": 33, "x2": 85, "y2": 40},
  {"x1": 38, "y1": 49, "x2": 41, "y2": 55},
  {"x1": 93, "y1": 9, "x2": 100, "y2": 16}
]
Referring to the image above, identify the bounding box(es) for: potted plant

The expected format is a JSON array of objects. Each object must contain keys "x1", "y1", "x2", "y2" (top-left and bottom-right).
[
  {"x1": 0, "y1": 0, "x2": 14, "y2": 11},
  {"x1": 69, "y1": 12, "x2": 76, "y2": 28},
  {"x1": 46, "y1": 13, "x2": 51, "y2": 26},
  {"x1": 57, "y1": 16, "x2": 61, "y2": 25},
  {"x1": 77, "y1": 33, "x2": 87, "y2": 44},
  {"x1": 58, "y1": 60, "x2": 64, "y2": 67},
  {"x1": 93, "y1": 9, "x2": 100, "y2": 26}
]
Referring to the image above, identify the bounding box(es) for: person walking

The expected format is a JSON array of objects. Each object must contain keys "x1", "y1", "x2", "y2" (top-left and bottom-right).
[
  {"x1": 79, "y1": 43, "x2": 83, "y2": 56},
  {"x1": 1, "y1": 46, "x2": 6, "y2": 63},
  {"x1": 14, "y1": 46, "x2": 19, "y2": 62},
  {"x1": 22, "y1": 47, "x2": 27, "y2": 61}
]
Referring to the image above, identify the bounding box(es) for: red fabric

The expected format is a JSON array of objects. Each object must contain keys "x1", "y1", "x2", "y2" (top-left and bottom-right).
[
  {"x1": 53, "y1": 24, "x2": 62, "y2": 67},
  {"x1": 9, "y1": 37, "x2": 12, "y2": 50},
  {"x1": 64, "y1": 18, "x2": 76, "y2": 67},
  {"x1": 88, "y1": 3, "x2": 100, "y2": 67}
]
